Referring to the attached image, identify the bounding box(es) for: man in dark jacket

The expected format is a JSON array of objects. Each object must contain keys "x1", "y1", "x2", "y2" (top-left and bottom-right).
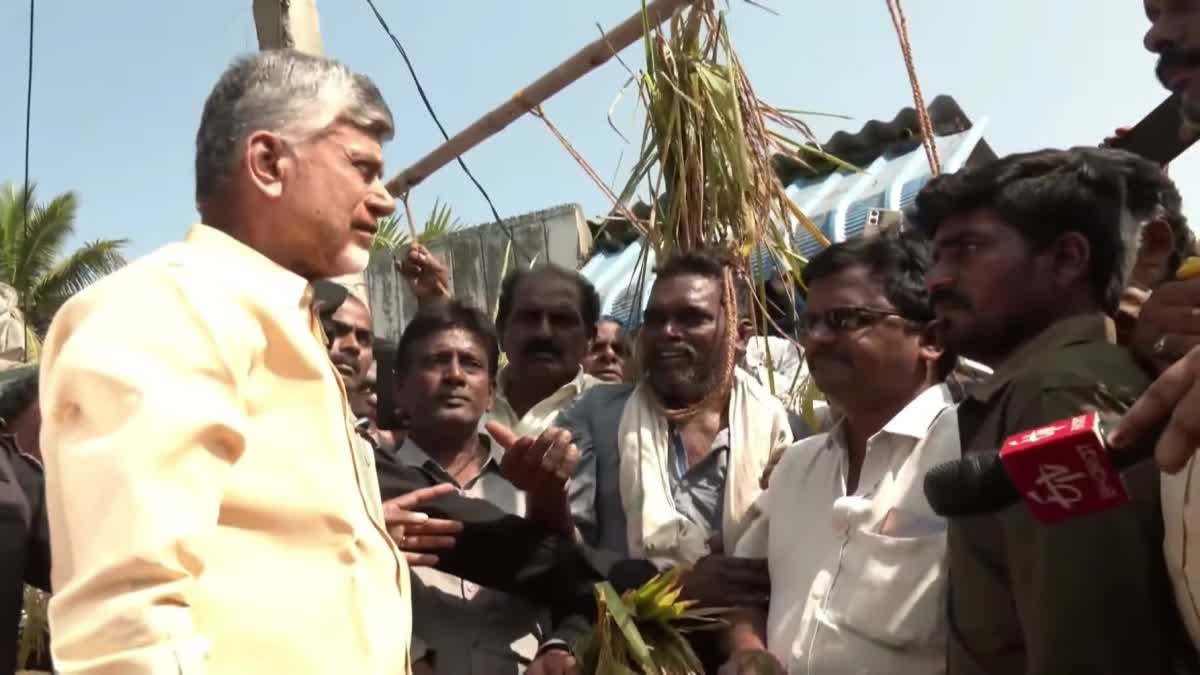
[{"x1": 0, "y1": 365, "x2": 50, "y2": 675}]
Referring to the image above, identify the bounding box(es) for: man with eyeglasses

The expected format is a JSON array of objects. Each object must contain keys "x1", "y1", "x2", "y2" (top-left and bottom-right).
[
  {"x1": 726, "y1": 231, "x2": 959, "y2": 674},
  {"x1": 917, "y1": 148, "x2": 1184, "y2": 675}
]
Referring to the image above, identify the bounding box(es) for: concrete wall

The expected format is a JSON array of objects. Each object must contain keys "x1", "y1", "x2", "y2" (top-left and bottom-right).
[{"x1": 364, "y1": 203, "x2": 590, "y2": 342}]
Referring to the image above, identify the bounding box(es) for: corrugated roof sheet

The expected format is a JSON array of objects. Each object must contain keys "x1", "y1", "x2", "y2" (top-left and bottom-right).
[{"x1": 581, "y1": 97, "x2": 993, "y2": 331}]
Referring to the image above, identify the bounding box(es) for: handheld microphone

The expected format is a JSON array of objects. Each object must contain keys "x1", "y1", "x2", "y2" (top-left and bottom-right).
[{"x1": 923, "y1": 412, "x2": 1146, "y2": 523}]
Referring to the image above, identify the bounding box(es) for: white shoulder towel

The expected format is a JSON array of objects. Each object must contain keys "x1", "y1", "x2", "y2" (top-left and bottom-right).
[{"x1": 617, "y1": 368, "x2": 794, "y2": 567}]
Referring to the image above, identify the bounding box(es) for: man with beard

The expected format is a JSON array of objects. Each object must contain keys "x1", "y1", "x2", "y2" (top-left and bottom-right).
[
  {"x1": 1145, "y1": 0, "x2": 1200, "y2": 131},
  {"x1": 728, "y1": 231, "x2": 957, "y2": 674},
  {"x1": 491, "y1": 265, "x2": 602, "y2": 437},
  {"x1": 539, "y1": 251, "x2": 793, "y2": 672},
  {"x1": 916, "y1": 147, "x2": 1182, "y2": 675},
  {"x1": 581, "y1": 317, "x2": 630, "y2": 384}
]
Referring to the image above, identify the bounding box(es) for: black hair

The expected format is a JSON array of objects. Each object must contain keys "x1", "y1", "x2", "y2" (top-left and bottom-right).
[
  {"x1": 653, "y1": 250, "x2": 753, "y2": 319},
  {"x1": 495, "y1": 264, "x2": 601, "y2": 339},
  {"x1": 912, "y1": 147, "x2": 1140, "y2": 314},
  {"x1": 802, "y1": 230, "x2": 935, "y2": 323},
  {"x1": 802, "y1": 231, "x2": 955, "y2": 379},
  {"x1": 312, "y1": 279, "x2": 351, "y2": 318},
  {"x1": 0, "y1": 367, "x2": 38, "y2": 428},
  {"x1": 396, "y1": 300, "x2": 501, "y2": 383},
  {"x1": 1073, "y1": 147, "x2": 1192, "y2": 271}
]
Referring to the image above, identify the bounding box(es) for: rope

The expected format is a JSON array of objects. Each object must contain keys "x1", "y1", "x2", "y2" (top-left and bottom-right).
[
  {"x1": 886, "y1": 0, "x2": 941, "y2": 176},
  {"x1": 529, "y1": 105, "x2": 644, "y2": 228},
  {"x1": 362, "y1": 0, "x2": 531, "y2": 261},
  {"x1": 649, "y1": 267, "x2": 740, "y2": 422}
]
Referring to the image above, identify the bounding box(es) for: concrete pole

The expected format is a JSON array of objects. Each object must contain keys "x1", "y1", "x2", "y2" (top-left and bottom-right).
[{"x1": 252, "y1": 0, "x2": 324, "y2": 53}]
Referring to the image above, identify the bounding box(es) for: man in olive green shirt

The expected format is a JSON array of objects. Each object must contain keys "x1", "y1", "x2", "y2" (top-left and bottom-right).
[{"x1": 915, "y1": 147, "x2": 1186, "y2": 675}]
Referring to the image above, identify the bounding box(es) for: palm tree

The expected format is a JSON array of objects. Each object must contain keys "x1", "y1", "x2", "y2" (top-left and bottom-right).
[
  {"x1": 372, "y1": 198, "x2": 463, "y2": 252},
  {"x1": 0, "y1": 183, "x2": 127, "y2": 339}
]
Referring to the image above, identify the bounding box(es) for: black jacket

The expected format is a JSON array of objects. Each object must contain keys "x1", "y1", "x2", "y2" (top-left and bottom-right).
[
  {"x1": 0, "y1": 435, "x2": 50, "y2": 675},
  {"x1": 373, "y1": 446, "x2": 657, "y2": 648}
]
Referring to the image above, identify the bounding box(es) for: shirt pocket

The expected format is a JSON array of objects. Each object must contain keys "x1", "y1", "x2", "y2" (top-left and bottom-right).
[{"x1": 825, "y1": 522, "x2": 948, "y2": 650}]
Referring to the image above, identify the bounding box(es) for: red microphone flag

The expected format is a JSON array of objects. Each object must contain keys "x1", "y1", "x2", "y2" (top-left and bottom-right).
[{"x1": 998, "y1": 412, "x2": 1128, "y2": 524}]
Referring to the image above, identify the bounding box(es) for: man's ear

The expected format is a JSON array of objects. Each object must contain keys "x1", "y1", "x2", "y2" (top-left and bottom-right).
[
  {"x1": 1048, "y1": 231, "x2": 1091, "y2": 293},
  {"x1": 1136, "y1": 218, "x2": 1176, "y2": 271},
  {"x1": 919, "y1": 320, "x2": 947, "y2": 374},
  {"x1": 736, "y1": 317, "x2": 756, "y2": 352},
  {"x1": 245, "y1": 130, "x2": 291, "y2": 199}
]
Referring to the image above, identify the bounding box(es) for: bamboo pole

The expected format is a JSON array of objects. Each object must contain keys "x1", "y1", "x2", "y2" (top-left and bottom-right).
[{"x1": 385, "y1": 0, "x2": 695, "y2": 196}]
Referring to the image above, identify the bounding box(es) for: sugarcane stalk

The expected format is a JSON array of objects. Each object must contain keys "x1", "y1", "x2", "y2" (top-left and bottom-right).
[{"x1": 385, "y1": 0, "x2": 696, "y2": 196}]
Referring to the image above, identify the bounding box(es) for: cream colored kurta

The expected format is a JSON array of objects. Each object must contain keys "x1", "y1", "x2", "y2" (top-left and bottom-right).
[
  {"x1": 488, "y1": 367, "x2": 598, "y2": 438},
  {"x1": 1163, "y1": 458, "x2": 1200, "y2": 650},
  {"x1": 38, "y1": 224, "x2": 411, "y2": 675}
]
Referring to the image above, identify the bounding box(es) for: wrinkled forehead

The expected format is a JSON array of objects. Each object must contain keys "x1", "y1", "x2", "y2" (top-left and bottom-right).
[
  {"x1": 595, "y1": 320, "x2": 624, "y2": 341},
  {"x1": 512, "y1": 274, "x2": 582, "y2": 313},
  {"x1": 331, "y1": 295, "x2": 372, "y2": 330},
  {"x1": 647, "y1": 273, "x2": 723, "y2": 311},
  {"x1": 420, "y1": 327, "x2": 490, "y2": 359}
]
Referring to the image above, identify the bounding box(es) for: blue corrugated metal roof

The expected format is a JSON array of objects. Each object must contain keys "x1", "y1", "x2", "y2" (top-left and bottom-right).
[{"x1": 581, "y1": 116, "x2": 992, "y2": 330}]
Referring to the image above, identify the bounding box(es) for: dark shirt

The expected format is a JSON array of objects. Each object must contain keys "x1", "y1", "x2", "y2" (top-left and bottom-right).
[
  {"x1": 0, "y1": 434, "x2": 50, "y2": 675},
  {"x1": 372, "y1": 443, "x2": 656, "y2": 650},
  {"x1": 946, "y1": 314, "x2": 1187, "y2": 675}
]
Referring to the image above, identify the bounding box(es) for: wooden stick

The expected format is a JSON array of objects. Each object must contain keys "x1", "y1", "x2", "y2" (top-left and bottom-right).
[{"x1": 385, "y1": 0, "x2": 695, "y2": 196}]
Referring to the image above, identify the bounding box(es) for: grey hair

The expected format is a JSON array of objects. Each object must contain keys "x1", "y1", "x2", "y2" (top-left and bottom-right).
[{"x1": 194, "y1": 49, "x2": 394, "y2": 204}]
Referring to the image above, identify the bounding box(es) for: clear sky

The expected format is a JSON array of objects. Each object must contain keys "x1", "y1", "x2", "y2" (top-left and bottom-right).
[{"x1": 0, "y1": 1, "x2": 1187, "y2": 258}]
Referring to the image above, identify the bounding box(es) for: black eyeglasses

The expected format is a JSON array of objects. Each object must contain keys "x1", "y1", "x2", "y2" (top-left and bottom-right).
[{"x1": 797, "y1": 306, "x2": 907, "y2": 336}]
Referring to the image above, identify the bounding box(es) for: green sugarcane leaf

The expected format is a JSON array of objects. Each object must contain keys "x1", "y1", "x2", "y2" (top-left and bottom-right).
[{"x1": 598, "y1": 582, "x2": 656, "y2": 671}]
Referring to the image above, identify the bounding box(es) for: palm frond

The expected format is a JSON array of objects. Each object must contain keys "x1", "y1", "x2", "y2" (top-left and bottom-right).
[
  {"x1": 372, "y1": 199, "x2": 465, "y2": 252},
  {"x1": 372, "y1": 214, "x2": 409, "y2": 252},
  {"x1": 14, "y1": 192, "x2": 78, "y2": 296},
  {"x1": 0, "y1": 184, "x2": 125, "y2": 338},
  {"x1": 0, "y1": 184, "x2": 34, "y2": 284},
  {"x1": 27, "y1": 239, "x2": 127, "y2": 330}
]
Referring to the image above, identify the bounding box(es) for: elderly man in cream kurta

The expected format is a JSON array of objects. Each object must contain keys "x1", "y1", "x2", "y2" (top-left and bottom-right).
[{"x1": 39, "y1": 51, "x2": 415, "y2": 675}]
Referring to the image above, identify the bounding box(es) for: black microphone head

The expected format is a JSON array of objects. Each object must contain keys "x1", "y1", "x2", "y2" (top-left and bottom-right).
[{"x1": 923, "y1": 452, "x2": 1021, "y2": 517}]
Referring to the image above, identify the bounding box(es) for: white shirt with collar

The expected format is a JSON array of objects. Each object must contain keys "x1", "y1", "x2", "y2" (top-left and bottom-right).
[
  {"x1": 398, "y1": 435, "x2": 547, "y2": 674},
  {"x1": 735, "y1": 384, "x2": 959, "y2": 675},
  {"x1": 488, "y1": 367, "x2": 599, "y2": 438}
]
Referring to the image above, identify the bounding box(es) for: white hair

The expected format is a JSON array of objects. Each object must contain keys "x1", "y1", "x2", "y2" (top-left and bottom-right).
[{"x1": 194, "y1": 49, "x2": 394, "y2": 204}]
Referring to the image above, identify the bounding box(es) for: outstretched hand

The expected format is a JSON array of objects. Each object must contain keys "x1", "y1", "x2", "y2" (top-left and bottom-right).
[
  {"x1": 382, "y1": 483, "x2": 463, "y2": 566},
  {"x1": 486, "y1": 421, "x2": 579, "y2": 492},
  {"x1": 486, "y1": 420, "x2": 579, "y2": 534}
]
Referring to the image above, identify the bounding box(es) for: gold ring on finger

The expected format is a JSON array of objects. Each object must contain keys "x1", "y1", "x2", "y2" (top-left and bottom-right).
[{"x1": 1154, "y1": 335, "x2": 1168, "y2": 356}]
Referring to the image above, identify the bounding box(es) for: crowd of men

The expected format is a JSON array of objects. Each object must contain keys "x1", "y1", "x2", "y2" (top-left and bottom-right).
[{"x1": 10, "y1": 1, "x2": 1200, "y2": 674}]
